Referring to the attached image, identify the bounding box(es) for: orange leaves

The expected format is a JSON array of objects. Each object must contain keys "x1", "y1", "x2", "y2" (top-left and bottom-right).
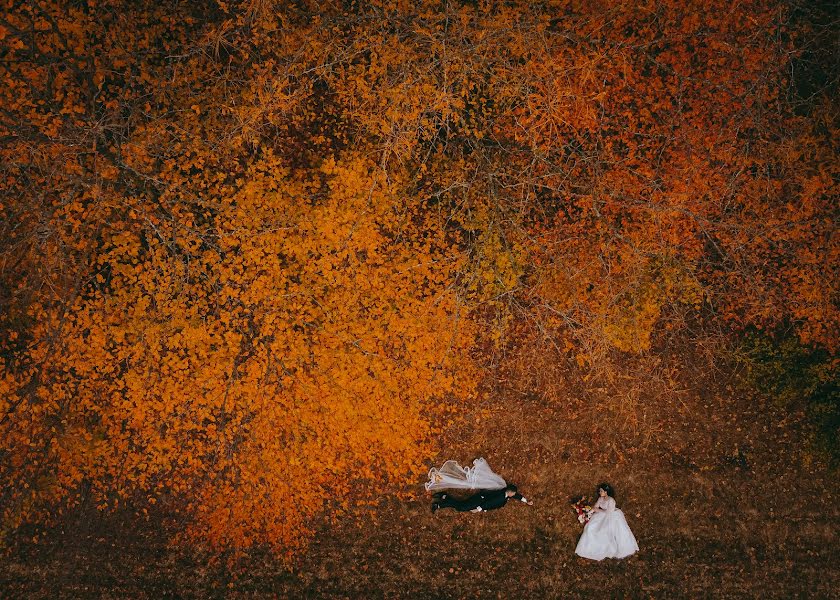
[
  {"x1": 1, "y1": 132, "x2": 477, "y2": 556},
  {"x1": 1, "y1": 0, "x2": 836, "y2": 561}
]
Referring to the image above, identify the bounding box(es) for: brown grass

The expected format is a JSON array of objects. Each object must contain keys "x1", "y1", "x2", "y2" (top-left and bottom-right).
[{"x1": 1, "y1": 345, "x2": 837, "y2": 598}]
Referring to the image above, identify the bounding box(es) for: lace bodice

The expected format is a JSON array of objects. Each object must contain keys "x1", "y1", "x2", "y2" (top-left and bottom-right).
[{"x1": 595, "y1": 496, "x2": 616, "y2": 512}]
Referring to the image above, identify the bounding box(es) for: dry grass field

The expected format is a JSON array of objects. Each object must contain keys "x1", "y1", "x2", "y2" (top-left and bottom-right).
[{"x1": 1, "y1": 350, "x2": 837, "y2": 599}]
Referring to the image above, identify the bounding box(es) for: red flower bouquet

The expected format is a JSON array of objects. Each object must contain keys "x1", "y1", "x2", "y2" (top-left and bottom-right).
[{"x1": 570, "y1": 495, "x2": 593, "y2": 524}]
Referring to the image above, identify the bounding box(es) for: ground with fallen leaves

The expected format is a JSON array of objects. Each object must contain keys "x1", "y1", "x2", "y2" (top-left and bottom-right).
[{"x1": 1, "y1": 348, "x2": 837, "y2": 598}]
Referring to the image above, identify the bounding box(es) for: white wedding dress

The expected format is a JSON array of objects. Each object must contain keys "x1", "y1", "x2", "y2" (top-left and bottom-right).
[
  {"x1": 425, "y1": 458, "x2": 506, "y2": 492},
  {"x1": 575, "y1": 496, "x2": 639, "y2": 560}
]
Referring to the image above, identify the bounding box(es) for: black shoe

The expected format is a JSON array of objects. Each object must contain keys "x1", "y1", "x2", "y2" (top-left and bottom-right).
[{"x1": 431, "y1": 502, "x2": 439, "y2": 513}]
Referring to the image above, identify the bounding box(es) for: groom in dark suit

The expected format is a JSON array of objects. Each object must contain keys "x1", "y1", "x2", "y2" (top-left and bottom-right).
[{"x1": 432, "y1": 484, "x2": 533, "y2": 513}]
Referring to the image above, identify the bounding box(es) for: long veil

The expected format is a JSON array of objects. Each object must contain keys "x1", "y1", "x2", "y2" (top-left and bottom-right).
[{"x1": 425, "y1": 458, "x2": 506, "y2": 492}]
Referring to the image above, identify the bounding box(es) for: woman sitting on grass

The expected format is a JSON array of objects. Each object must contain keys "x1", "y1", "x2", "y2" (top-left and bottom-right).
[{"x1": 575, "y1": 483, "x2": 639, "y2": 560}]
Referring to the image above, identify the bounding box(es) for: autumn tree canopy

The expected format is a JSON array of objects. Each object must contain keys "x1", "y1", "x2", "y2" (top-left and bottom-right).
[{"x1": 1, "y1": 0, "x2": 836, "y2": 557}]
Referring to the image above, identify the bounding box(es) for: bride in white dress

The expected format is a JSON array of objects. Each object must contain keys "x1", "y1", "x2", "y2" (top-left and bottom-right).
[{"x1": 575, "y1": 483, "x2": 639, "y2": 560}]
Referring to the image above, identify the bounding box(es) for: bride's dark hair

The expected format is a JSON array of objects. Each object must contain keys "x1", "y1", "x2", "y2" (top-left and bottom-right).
[{"x1": 597, "y1": 482, "x2": 615, "y2": 499}]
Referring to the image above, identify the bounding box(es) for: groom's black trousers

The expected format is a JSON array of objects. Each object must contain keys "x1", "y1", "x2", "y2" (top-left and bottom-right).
[{"x1": 435, "y1": 489, "x2": 524, "y2": 512}]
